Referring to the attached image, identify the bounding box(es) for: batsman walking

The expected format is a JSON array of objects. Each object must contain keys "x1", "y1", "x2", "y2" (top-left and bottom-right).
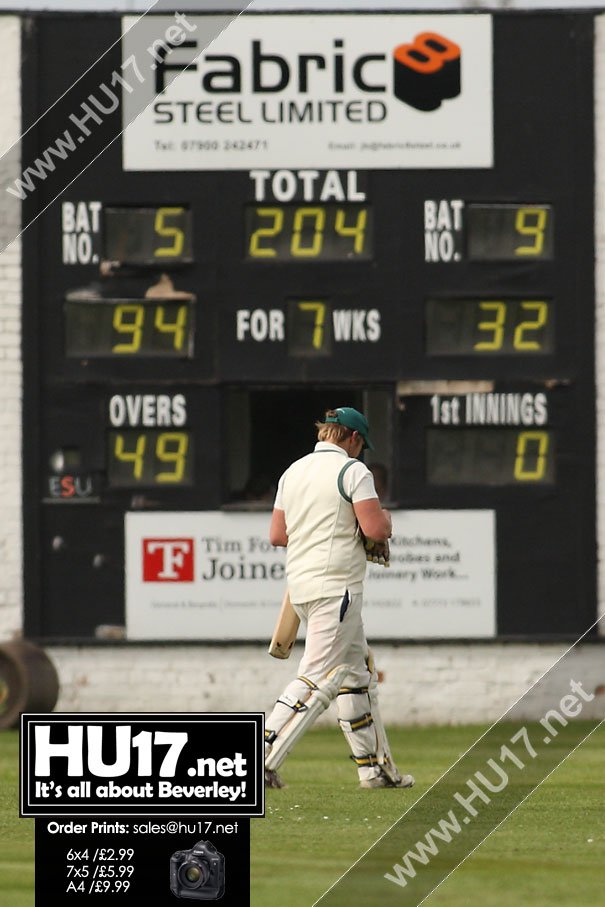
[{"x1": 264, "y1": 406, "x2": 415, "y2": 790}]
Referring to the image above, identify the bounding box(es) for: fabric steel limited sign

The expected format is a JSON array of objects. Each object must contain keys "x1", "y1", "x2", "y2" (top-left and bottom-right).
[{"x1": 122, "y1": 13, "x2": 493, "y2": 170}]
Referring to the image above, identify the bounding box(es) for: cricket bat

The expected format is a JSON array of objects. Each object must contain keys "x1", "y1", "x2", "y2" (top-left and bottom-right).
[{"x1": 268, "y1": 589, "x2": 300, "y2": 659}]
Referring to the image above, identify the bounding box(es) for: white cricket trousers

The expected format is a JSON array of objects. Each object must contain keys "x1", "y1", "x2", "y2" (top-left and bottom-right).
[
  {"x1": 265, "y1": 591, "x2": 383, "y2": 781},
  {"x1": 293, "y1": 591, "x2": 370, "y2": 687}
]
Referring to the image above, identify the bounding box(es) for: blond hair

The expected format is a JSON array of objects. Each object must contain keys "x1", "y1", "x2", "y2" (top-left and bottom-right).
[{"x1": 315, "y1": 410, "x2": 353, "y2": 445}]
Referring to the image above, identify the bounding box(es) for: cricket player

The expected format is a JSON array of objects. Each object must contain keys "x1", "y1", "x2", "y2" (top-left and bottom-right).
[{"x1": 264, "y1": 407, "x2": 415, "y2": 790}]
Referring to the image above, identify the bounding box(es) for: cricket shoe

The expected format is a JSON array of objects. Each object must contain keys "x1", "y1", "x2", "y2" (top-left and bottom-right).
[
  {"x1": 359, "y1": 770, "x2": 415, "y2": 789},
  {"x1": 265, "y1": 768, "x2": 286, "y2": 789}
]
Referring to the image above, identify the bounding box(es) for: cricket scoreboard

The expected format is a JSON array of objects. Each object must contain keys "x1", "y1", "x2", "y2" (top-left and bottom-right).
[{"x1": 21, "y1": 11, "x2": 596, "y2": 640}]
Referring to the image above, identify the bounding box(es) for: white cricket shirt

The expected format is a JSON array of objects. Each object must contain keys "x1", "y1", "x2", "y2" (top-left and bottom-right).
[{"x1": 273, "y1": 442, "x2": 378, "y2": 603}]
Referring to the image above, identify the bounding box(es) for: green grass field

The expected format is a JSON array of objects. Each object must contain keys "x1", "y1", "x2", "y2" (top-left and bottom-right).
[
  {"x1": 253, "y1": 722, "x2": 605, "y2": 907},
  {"x1": 1, "y1": 723, "x2": 603, "y2": 906},
  {"x1": 0, "y1": 731, "x2": 34, "y2": 907}
]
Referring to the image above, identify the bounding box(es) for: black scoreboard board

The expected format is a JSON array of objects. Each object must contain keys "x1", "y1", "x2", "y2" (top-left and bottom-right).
[{"x1": 21, "y1": 11, "x2": 596, "y2": 640}]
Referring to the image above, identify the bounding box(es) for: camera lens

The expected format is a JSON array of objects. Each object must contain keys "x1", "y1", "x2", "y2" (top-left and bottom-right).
[{"x1": 178, "y1": 859, "x2": 208, "y2": 890}]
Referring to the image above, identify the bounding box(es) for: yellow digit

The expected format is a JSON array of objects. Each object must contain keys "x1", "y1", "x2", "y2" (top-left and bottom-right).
[
  {"x1": 114, "y1": 434, "x2": 145, "y2": 480},
  {"x1": 475, "y1": 301, "x2": 506, "y2": 350},
  {"x1": 513, "y1": 301, "x2": 548, "y2": 351},
  {"x1": 334, "y1": 208, "x2": 367, "y2": 254},
  {"x1": 155, "y1": 432, "x2": 188, "y2": 483},
  {"x1": 298, "y1": 301, "x2": 326, "y2": 350},
  {"x1": 514, "y1": 431, "x2": 549, "y2": 481},
  {"x1": 514, "y1": 207, "x2": 547, "y2": 256},
  {"x1": 155, "y1": 305, "x2": 187, "y2": 351},
  {"x1": 249, "y1": 207, "x2": 284, "y2": 257},
  {"x1": 113, "y1": 304, "x2": 143, "y2": 353},
  {"x1": 154, "y1": 207, "x2": 185, "y2": 258},
  {"x1": 291, "y1": 207, "x2": 325, "y2": 257}
]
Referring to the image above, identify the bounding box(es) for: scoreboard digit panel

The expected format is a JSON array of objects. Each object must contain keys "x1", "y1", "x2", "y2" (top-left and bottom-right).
[
  {"x1": 466, "y1": 204, "x2": 554, "y2": 261},
  {"x1": 425, "y1": 298, "x2": 555, "y2": 356},
  {"x1": 245, "y1": 203, "x2": 373, "y2": 261},
  {"x1": 64, "y1": 298, "x2": 196, "y2": 359},
  {"x1": 103, "y1": 206, "x2": 194, "y2": 266},
  {"x1": 21, "y1": 11, "x2": 596, "y2": 640}
]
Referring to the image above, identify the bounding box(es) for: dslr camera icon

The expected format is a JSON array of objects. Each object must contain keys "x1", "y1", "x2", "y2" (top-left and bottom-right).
[{"x1": 170, "y1": 840, "x2": 225, "y2": 900}]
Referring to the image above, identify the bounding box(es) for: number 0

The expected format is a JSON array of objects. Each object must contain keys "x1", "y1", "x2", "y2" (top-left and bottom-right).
[
  {"x1": 291, "y1": 208, "x2": 325, "y2": 257},
  {"x1": 514, "y1": 431, "x2": 549, "y2": 481}
]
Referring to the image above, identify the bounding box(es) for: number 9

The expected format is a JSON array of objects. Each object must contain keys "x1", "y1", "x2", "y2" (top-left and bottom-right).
[
  {"x1": 514, "y1": 207, "x2": 547, "y2": 257},
  {"x1": 112, "y1": 304, "x2": 143, "y2": 353}
]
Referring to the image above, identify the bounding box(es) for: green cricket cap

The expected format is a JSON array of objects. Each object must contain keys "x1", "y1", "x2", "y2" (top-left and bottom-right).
[{"x1": 325, "y1": 407, "x2": 375, "y2": 450}]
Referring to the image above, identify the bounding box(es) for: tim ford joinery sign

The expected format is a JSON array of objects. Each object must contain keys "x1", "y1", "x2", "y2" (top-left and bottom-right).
[
  {"x1": 122, "y1": 13, "x2": 493, "y2": 170},
  {"x1": 125, "y1": 511, "x2": 495, "y2": 640}
]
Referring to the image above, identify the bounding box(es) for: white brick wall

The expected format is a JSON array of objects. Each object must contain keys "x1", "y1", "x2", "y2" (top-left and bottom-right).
[
  {"x1": 0, "y1": 17, "x2": 22, "y2": 641},
  {"x1": 47, "y1": 642, "x2": 605, "y2": 724}
]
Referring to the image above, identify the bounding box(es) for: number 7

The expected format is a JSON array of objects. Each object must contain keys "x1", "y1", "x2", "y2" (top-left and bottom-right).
[{"x1": 298, "y1": 301, "x2": 326, "y2": 350}]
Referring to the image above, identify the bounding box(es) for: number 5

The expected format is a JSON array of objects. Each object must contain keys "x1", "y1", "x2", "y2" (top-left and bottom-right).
[{"x1": 154, "y1": 207, "x2": 185, "y2": 258}]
